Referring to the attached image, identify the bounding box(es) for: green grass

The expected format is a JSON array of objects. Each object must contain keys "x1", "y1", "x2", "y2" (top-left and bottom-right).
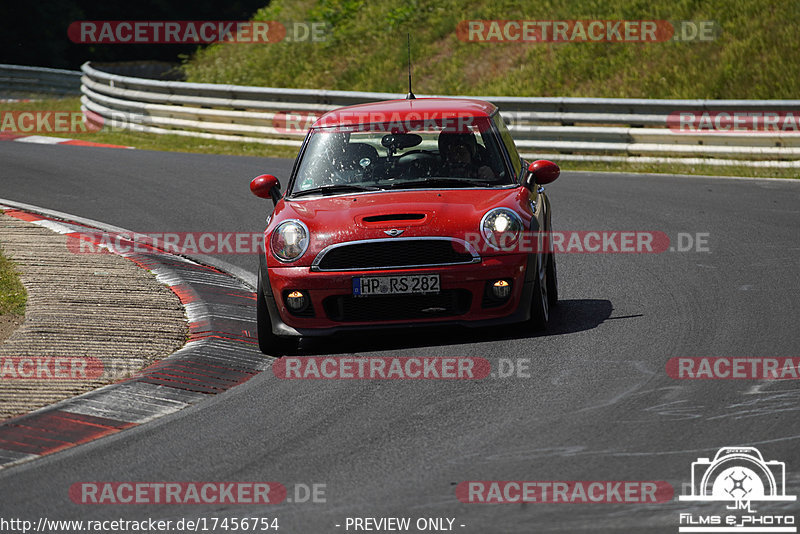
[
  {"x1": 0, "y1": 245, "x2": 27, "y2": 316},
  {"x1": 184, "y1": 0, "x2": 799, "y2": 99},
  {"x1": 558, "y1": 160, "x2": 799, "y2": 180}
]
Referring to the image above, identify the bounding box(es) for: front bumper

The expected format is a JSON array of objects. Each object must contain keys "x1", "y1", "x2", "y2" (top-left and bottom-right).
[{"x1": 261, "y1": 253, "x2": 536, "y2": 337}]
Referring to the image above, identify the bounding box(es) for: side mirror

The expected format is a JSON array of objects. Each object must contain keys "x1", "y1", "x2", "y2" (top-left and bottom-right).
[
  {"x1": 524, "y1": 160, "x2": 560, "y2": 189},
  {"x1": 250, "y1": 174, "x2": 282, "y2": 204}
]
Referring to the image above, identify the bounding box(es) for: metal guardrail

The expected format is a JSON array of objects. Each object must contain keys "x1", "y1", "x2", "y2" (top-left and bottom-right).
[
  {"x1": 78, "y1": 61, "x2": 800, "y2": 167},
  {"x1": 0, "y1": 64, "x2": 81, "y2": 96}
]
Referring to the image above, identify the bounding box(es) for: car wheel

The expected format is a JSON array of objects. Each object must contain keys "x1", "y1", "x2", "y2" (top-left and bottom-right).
[
  {"x1": 529, "y1": 252, "x2": 549, "y2": 331},
  {"x1": 257, "y1": 270, "x2": 297, "y2": 357},
  {"x1": 546, "y1": 251, "x2": 559, "y2": 308}
]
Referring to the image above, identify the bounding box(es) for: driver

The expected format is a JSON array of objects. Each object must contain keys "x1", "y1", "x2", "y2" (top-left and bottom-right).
[{"x1": 438, "y1": 131, "x2": 496, "y2": 180}]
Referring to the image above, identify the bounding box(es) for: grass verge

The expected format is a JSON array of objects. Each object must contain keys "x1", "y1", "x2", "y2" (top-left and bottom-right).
[
  {"x1": 0, "y1": 246, "x2": 26, "y2": 317},
  {"x1": 553, "y1": 160, "x2": 799, "y2": 180},
  {"x1": 184, "y1": 0, "x2": 800, "y2": 100}
]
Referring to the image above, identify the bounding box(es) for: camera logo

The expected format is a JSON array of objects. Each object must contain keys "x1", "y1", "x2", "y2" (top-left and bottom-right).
[
  {"x1": 680, "y1": 447, "x2": 795, "y2": 503},
  {"x1": 678, "y1": 447, "x2": 796, "y2": 533}
]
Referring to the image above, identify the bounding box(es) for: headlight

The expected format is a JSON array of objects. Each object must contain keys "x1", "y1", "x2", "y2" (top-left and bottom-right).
[
  {"x1": 480, "y1": 208, "x2": 523, "y2": 250},
  {"x1": 271, "y1": 220, "x2": 309, "y2": 262}
]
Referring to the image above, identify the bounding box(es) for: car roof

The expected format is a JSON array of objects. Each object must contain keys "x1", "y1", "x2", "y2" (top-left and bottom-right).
[{"x1": 312, "y1": 98, "x2": 498, "y2": 129}]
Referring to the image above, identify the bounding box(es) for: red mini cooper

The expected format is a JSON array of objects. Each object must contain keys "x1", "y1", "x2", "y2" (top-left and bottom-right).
[{"x1": 250, "y1": 97, "x2": 560, "y2": 355}]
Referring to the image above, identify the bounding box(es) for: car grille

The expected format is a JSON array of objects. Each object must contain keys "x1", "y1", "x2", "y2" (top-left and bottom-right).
[
  {"x1": 313, "y1": 238, "x2": 479, "y2": 271},
  {"x1": 323, "y1": 290, "x2": 472, "y2": 322}
]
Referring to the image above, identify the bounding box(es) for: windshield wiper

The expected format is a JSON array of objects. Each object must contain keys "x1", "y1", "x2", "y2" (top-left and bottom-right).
[
  {"x1": 291, "y1": 184, "x2": 380, "y2": 198},
  {"x1": 388, "y1": 178, "x2": 496, "y2": 189}
]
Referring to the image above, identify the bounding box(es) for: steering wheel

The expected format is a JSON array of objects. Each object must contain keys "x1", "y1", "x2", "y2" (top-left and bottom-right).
[{"x1": 397, "y1": 149, "x2": 435, "y2": 159}]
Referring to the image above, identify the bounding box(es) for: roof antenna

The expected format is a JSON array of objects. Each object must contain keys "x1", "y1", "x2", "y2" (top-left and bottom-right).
[{"x1": 405, "y1": 33, "x2": 416, "y2": 100}]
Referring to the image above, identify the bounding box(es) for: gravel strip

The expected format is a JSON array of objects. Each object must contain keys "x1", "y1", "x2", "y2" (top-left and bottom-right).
[{"x1": 0, "y1": 213, "x2": 188, "y2": 420}]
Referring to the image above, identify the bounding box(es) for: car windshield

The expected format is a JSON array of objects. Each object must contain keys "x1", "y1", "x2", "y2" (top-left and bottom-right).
[{"x1": 289, "y1": 116, "x2": 512, "y2": 196}]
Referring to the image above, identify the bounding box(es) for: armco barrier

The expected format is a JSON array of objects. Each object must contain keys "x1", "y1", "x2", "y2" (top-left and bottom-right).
[
  {"x1": 10, "y1": 62, "x2": 800, "y2": 168},
  {"x1": 0, "y1": 64, "x2": 81, "y2": 96}
]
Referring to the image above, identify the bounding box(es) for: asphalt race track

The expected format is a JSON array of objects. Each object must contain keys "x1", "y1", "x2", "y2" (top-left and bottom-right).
[{"x1": 1, "y1": 141, "x2": 799, "y2": 532}]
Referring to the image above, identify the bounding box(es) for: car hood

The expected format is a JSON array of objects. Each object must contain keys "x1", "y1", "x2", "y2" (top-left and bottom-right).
[{"x1": 266, "y1": 187, "x2": 531, "y2": 265}]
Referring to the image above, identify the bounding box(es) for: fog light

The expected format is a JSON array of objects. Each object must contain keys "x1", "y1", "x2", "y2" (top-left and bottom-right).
[
  {"x1": 492, "y1": 280, "x2": 511, "y2": 299},
  {"x1": 285, "y1": 290, "x2": 308, "y2": 311}
]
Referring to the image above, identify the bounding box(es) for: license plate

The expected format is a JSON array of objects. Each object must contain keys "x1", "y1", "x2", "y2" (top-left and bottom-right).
[{"x1": 353, "y1": 274, "x2": 440, "y2": 296}]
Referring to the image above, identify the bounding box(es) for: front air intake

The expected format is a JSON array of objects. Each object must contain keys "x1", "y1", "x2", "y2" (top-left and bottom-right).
[
  {"x1": 311, "y1": 238, "x2": 480, "y2": 272},
  {"x1": 362, "y1": 214, "x2": 426, "y2": 223}
]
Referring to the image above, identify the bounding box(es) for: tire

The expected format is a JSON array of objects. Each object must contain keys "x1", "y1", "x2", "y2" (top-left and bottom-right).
[
  {"x1": 546, "y1": 251, "x2": 559, "y2": 308},
  {"x1": 528, "y1": 252, "x2": 550, "y2": 331},
  {"x1": 257, "y1": 270, "x2": 297, "y2": 356}
]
